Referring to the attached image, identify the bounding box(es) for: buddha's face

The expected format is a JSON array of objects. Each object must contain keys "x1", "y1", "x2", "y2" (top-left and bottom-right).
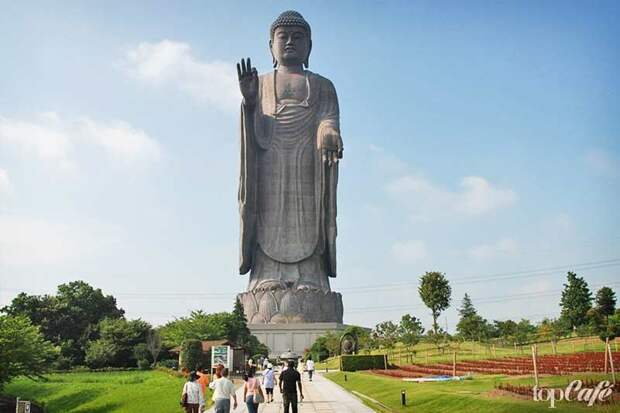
[{"x1": 270, "y1": 26, "x2": 311, "y2": 67}]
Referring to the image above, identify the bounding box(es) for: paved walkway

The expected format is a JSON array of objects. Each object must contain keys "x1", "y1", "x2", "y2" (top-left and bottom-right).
[{"x1": 206, "y1": 372, "x2": 374, "y2": 413}]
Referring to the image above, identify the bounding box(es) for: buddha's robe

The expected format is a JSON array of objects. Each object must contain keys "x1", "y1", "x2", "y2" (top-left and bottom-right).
[{"x1": 239, "y1": 70, "x2": 339, "y2": 292}]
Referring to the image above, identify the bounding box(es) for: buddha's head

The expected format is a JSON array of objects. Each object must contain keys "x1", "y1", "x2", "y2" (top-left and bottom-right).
[{"x1": 269, "y1": 10, "x2": 312, "y2": 68}]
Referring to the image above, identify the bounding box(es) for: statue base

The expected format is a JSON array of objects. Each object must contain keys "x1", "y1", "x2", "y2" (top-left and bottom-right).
[
  {"x1": 249, "y1": 322, "x2": 346, "y2": 357},
  {"x1": 237, "y1": 288, "x2": 343, "y2": 324}
]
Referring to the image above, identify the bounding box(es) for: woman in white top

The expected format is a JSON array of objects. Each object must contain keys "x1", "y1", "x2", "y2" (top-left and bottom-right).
[
  {"x1": 181, "y1": 371, "x2": 205, "y2": 413},
  {"x1": 210, "y1": 367, "x2": 238, "y2": 413}
]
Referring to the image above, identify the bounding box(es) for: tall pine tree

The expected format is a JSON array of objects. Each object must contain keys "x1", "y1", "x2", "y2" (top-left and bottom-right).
[
  {"x1": 228, "y1": 298, "x2": 252, "y2": 347},
  {"x1": 595, "y1": 287, "x2": 616, "y2": 319},
  {"x1": 560, "y1": 272, "x2": 592, "y2": 329},
  {"x1": 227, "y1": 298, "x2": 269, "y2": 358},
  {"x1": 456, "y1": 294, "x2": 487, "y2": 340}
]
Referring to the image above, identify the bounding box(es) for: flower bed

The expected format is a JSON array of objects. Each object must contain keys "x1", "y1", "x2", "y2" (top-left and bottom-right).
[{"x1": 371, "y1": 351, "x2": 619, "y2": 378}]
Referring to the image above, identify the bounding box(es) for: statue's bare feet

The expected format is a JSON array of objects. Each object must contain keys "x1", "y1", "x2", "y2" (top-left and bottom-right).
[{"x1": 254, "y1": 280, "x2": 286, "y2": 291}]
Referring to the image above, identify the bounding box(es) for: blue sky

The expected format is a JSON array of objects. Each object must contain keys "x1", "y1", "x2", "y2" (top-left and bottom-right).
[{"x1": 1, "y1": 1, "x2": 618, "y2": 330}]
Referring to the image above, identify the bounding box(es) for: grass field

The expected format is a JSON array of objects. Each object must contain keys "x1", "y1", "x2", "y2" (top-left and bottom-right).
[
  {"x1": 325, "y1": 371, "x2": 620, "y2": 413},
  {"x1": 3, "y1": 370, "x2": 213, "y2": 413}
]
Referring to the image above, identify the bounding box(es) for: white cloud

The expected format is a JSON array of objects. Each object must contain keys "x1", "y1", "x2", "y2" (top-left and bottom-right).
[
  {"x1": 391, "y1": 240, "x2": 428, "y2": 263},
  {"x1": 0, "y1": 168, "x2": 10, "y2": 195},
  {"x1": 386, "y1": 175, "x2": 517, "y2": 221},
  {"x1": 585, "y1": 149, "x2": 619, "y2": 177},
  {"x1": 0, "y1": 112, "x2": 75, "y2": 171},
  {"x1": 0, "y1": 112, "x2": 160, "y2": 170},
  {"x1": 456, "y1": 176, "x2": 517, "y2": 214},
  {"x1": 0, "y1": 215, "x2": 123, "y2": 267},
  {"x1": 468, "y1": 237, "x2": 518, "y2": 260},
  {"x1": 78, "y1": 117, "x2": 160, "y2": 163},
  {"x1": 124, "y1": 40, "x2": 239, "y2": 111}
]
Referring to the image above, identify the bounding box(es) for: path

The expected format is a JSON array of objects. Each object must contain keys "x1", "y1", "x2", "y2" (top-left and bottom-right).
[{"x1": 206, "y1": 372, "x2": 374, "y2": 413}]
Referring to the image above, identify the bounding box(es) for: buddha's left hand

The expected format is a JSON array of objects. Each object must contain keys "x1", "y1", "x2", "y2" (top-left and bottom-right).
[{"x1": 318, "y1": 126, "x2": 343, "y2": 166}]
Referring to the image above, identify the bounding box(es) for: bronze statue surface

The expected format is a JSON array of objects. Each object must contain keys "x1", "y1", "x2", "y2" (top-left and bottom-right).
[{"x1": 236, "y1": 11, "x2": 343, "y2": 324}]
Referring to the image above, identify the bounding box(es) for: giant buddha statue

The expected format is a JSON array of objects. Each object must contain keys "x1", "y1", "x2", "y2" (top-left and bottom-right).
[{"x1": 236, "y1": 11, "x2": 344, "y2": 324}]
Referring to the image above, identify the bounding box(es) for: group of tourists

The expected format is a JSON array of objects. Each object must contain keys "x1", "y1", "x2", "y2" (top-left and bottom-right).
[{"x1": 180, "y1": 356, "x2": 316, "y2": 413}]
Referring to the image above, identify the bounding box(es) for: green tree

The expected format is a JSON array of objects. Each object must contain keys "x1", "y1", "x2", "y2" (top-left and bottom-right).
[
  {"x1": 418, "y1": 271, "x2": 452, "y2": 337},
  {"x1": 179, "y1": 339, "x2": 205, "y2": 371},
  {"x1": 398, "y1": 314, "x2": 424, "y2": 354},
  {"x1": 159, "y1": 310, "x2": 234, "y2": 347},
  {"x1": 85, "y1": 318, "x2": 151, "y2": 368},
  {"x1": 514, "y1": 319, "x2": 536, "y2": 345},
  {"x1": 226, "y1": 298, "x2": 268, "y2": 357},
  {"x1": 84, "y1": 339, "x2": 118, "y2": 368},
  {"x1": 456, "y1": 294, "x2": 488, "y2": 341},
  {"x1": 494, "y1": 320, "x2": 518, "y2": 344},
  {"x1": 343, "y1": 325, "x2": 370, "y2": 353},
  {"x1": 2, "y1": 281, "x2": 124, "y2": 366},
  {"x1": 227, "y1": 298, "x2": 252, "y2": 350},
  {"x1": 372, "y1": 321, "x2": 399, "y2": 354},
  {"x1": 595, "y1": 287, "x2": 616, "y2": 319},
  {"x1": 307, "y1": 330, "x2": 341, "y2": 361},
  {"x1": 601, "y1": 311, "x2": 620, "y2": 341},
  {"x1": 559, "y1": 271, "x2": 592, "y2": 329},
  {"x1": 0, "y1": 315, "x2": 57, "y2": 389},
  {"x1": 133, "y1": 342, "x2": 152, "y2": 368},
  {"x1": 538, "y1": 318, "x2": 567, "y2": 352}
]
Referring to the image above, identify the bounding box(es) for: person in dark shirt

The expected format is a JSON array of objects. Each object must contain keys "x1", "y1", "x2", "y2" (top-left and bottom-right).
[{"x1": 279, "y1": 360, "x2": 304, "y2": 413}]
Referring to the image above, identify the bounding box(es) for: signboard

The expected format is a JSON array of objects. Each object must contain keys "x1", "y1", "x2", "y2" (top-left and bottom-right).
[
  {"x1": 15, "y1": 398, "x2": 31, "y2": 413},
  {"x1": 211, "y1": 345, "x2": 232, "y2": 369}
]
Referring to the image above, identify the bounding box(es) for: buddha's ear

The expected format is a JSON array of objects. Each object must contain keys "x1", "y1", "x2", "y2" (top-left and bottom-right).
[
  {"x1": 269, "y1": 39, "x2": 277, "y2": 68},
  {"x1": 304, "y1": 39, "x2": 312, "y2": 68}
]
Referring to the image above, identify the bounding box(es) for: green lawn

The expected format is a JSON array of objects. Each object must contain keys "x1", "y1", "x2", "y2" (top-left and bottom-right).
[
  {"x1": 325, "y1": 371, "x2": 620, "y2": 413},
  {"x1": 4, "y1": 370, "x2": 214, "y2": 413}
]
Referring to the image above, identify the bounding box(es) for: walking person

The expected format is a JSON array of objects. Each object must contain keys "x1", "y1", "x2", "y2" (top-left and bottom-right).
[
  {"x1": 196, "y1": 365, "x2": 210, "y2": 397},
  {"x1": 243, "y1": 367, "x2": 263, "y2": 413},
  {"x1": 279, "y1": 360, "x2": 304, "y2": 413},
  {"x1": 210, "y1": 368, "x2": 238, "y2": 413},
  {"x1": 181, "y1": 371, "x2": 205, "y2": 413},
  {"x1": 263, "y1": 363, "x2": 275, "y2": 403},
  {"x1": 305, "y1": 356, "x2": 315, "y2": 381}
]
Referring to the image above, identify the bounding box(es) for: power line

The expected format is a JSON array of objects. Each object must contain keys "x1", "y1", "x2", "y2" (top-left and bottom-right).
[
  {"x1": 339, "y1": 258, "x2": 620, "y2": 292},
  {"x1": 346, "y1": 280, "x2": 620, "y2": 314},
  {"x1": 1, "y1": 258, "x2": 618, "y2": 300}
]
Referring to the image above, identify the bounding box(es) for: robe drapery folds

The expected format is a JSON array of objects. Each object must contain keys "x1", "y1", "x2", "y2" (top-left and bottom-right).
[{"x1": 239, "y1": 70, "x2": 339, "y2": 286}]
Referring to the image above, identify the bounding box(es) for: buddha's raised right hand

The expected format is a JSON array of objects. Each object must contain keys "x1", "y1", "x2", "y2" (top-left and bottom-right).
[{"x1": 237, "y1": 57, "x2": 258, "y2": 107}]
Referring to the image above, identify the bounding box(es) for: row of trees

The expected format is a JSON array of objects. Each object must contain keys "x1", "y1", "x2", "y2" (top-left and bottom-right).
[
  {"x1": 0, "y1": 281, "x2": 266, "y2": 389},
  {"x1": 454, "y1": 272, "x2": 619, "y2": 346},
  {"x1": 307, "y1": 271, "x2": 619, "y2": 360},
  {"x1": 1, "y1": 281, "x2": 158, "y2": 370}
]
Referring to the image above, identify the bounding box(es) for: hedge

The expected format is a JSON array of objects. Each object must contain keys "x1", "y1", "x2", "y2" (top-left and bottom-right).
[{"x1": 340, "y1": 354, "x2": 387, "y2": 371}]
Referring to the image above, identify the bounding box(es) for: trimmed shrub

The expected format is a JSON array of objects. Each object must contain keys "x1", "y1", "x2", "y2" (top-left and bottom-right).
[
  {"x1": 341, "y1": 354, "x2": 387, "y2": 371},
  {"x1": 179, "y1": 339, "x2": 205, "y2": 371}
]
